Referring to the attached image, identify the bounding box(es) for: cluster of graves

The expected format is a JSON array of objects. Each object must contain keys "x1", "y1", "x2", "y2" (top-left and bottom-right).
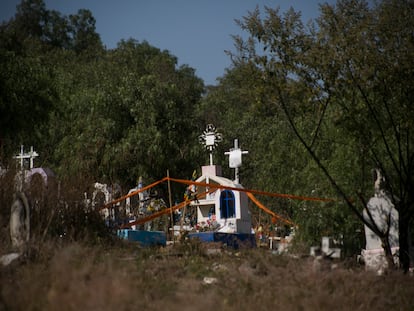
[{"x1": 1, "y1": 131, "x2": 411, "y2": 272}]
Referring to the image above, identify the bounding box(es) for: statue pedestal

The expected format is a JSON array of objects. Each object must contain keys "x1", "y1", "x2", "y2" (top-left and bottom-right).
[{"x1": 361, "y1": 247, "x2": 399, "y2": 275}]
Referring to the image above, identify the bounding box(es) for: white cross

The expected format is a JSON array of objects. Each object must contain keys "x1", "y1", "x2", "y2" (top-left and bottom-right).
[
  {"x1": 225, "y1": 139, "x2": 248, "y2": 183},
  {"x1": 14, "y1": 145, "x2": 39, "y2": 169}
]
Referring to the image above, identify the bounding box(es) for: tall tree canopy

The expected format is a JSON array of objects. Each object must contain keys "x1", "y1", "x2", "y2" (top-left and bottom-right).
[
  {"x1": 222, "y1": 0, "x2": 413, "y2": 270},
  {"x1": 51, "y1": 39, "x2": 204, "y2": 185},
  {"x1": 0, "y1": 0, "x2": 204, "y2": 190},
  {"x1": 0, "y1": 0, "x2": 104, "y2": 160}
]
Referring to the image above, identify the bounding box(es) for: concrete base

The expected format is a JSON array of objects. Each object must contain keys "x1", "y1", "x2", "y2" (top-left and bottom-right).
[
  {"x1": 188, "y1": 232, "x2": 256, "y2": 249},
  {"x1": 117, "y1": 229, "x2": 166, "y2": 247}
]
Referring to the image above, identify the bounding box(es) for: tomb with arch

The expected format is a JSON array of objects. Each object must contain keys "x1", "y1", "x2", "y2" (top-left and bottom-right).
[{"x1": 187, "y1": 126, "x2": 256, "y2": 248}]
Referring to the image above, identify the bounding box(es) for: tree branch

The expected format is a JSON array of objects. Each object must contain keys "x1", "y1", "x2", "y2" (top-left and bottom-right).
[
  {"x1": 349, "y1": 64, "x2": 401, "y2": 177},
  {"x1": 310, "y1": 96, "x2": 330, "y2": 149},
  {"x1": 275, "y1": 85, "x2": 382, "y2": 233}
]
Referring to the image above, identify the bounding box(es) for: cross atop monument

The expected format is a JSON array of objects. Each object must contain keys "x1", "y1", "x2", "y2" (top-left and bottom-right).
[
  {"x1": 225, "y1": 139, "x2": 248, "y2": 184},
  {"x1": 14, "y1": 145, "x2": 39, "y2": 170},
  {"x1": 199, "y1": 124, "x2": 222, "y2": 166}
]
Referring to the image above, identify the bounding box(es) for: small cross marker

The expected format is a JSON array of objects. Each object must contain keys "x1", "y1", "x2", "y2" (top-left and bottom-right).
[
  {"x1": 14, "y1": 145, "x2": 39, "y2": 169},
  {"x1": 225, "y1": 139, "x2": 248, "y2": 183}
]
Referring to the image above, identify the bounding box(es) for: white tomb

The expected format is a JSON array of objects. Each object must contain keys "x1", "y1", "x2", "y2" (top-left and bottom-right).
[
  {"x1": 192, "y1": 164, "x2": 252, "y2": 234},
  {"x1": 191, "y1": 133, "x2": 252, "y2": 234}
]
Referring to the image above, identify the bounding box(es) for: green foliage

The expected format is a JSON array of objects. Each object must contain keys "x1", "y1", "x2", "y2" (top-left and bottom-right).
[
  {"x1": 0, "y1": 1, "x2": 205, "y2": 203},
  {"x1": 2, "y1": 0, "x2": 413, "y2": 263},
  {"x1": 217, "y1": 0, "x2": 414, "y2": 265},
  {"x1": 0, "y1": 50, "x2": 57, "y2": 160},
  {"x1": 47, "y1": 39, "x2": 204, "y2": 187}
]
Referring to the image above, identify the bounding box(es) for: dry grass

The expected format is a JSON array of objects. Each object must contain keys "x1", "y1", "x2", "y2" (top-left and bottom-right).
[
  {"x1": 1, "y1": 239, "x2": 414, "y2": 311},
  {"x1": 1, "y1": 172, "x2": 413, "y2": 311}
]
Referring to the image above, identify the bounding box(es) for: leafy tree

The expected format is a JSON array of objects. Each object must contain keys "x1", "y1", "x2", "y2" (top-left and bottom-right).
[
  {"x1": 68, "y1": 9, "x2": 103, "y2": 55},
  {"x1": 230, "y1": 0, "x2": 413, "y2": 270},
  {"x1": 0, "y1": 0, "x2": 104, "y2": 162},
  {"x1": 49, "y1": 39, "x2": 204, "y2": 192},
  {"x1": 0, "y1": 0, "x2": 102, "y2": 54},
  {"x1": 0, "y1": 50, "x2": 57, "y2": 161}
]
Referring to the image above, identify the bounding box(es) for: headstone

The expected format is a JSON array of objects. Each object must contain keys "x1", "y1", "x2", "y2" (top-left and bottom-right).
[
  {"x1": 10, "y1": 192, "x2": 30, "y2": 249},
  {"x1": 321, "y1": 236, "x2": 341, "y2": 259}
]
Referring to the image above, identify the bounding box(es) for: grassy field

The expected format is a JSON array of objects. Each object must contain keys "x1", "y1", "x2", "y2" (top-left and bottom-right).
[{"x1": 1, "y1": 238, "x2": 414, "y2": 311}]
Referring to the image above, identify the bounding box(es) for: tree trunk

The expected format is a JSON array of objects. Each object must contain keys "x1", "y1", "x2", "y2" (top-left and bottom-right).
[
  {"x1": 399, "y1": 211, "x2": 410, "y2": 273},
  {"x1": 381, "y1": 235, "x2": 396, "y2": 270}
]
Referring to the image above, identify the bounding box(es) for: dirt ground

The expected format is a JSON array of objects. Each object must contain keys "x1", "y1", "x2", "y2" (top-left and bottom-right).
[{"x1": 1, "y1": 239, "x2": 414, "y2": 311}]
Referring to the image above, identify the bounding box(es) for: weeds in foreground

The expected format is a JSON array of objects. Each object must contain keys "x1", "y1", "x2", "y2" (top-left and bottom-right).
[
  {"x1": 1, "y1": 173, "x2": 414, "y2": 310},
  {"x1": 1, "y1": 239, "x2": 414, "y2": 311}
]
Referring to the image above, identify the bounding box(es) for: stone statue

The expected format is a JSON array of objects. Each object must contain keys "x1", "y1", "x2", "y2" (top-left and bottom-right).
[
  {"x1": 10, "y1": 192, "x2": 30, "y2": 250},
  {"x1": 362, "y1": 169, "x2": 399, "y2": 274}
]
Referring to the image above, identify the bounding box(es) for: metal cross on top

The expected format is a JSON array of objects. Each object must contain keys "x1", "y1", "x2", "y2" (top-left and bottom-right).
[
  {"x1": 199, "y1": 124, "x2": 222, "y2": 166},
  {"x1": 225, "y1": 139, "x2": 248, "y2": 184},
  {"x1": 14, "y1": 145, "x2": 39, "y2": 170}
]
